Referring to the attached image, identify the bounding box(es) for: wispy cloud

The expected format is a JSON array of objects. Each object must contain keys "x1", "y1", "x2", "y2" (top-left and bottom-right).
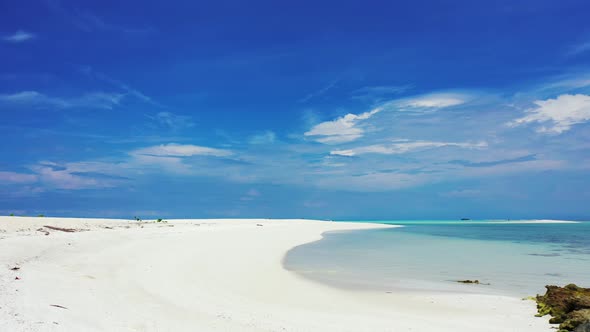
[
  {"x1": 351, "y1": 85, "x2": 412, "y2": 102},
  {"x1": 567, "y1": 40, "x2": 590, "y2": 57},
  {"x1": 23, "y1": 161, "x2": 123, "y2": 190},
  {"x1": 0, "y1": 186, "x2": 44, "y2": 198},
  {"x1": 33, "y1": 145, "x2": 281, "y2": 191},
  {"x1": 314, "y1": 171, "x2": 428, "y2": 191},
  {"x1": 509, "y1": 94, "x2": 590, "y2": 134},
  {"x1": 448, "y1": 154, "x2": 537, "y2": 167},
  {"x1": 304, "y1": 108, "x2": 381, "y2": 144},
  {"x1": 0, "y1": 91, "x2": 124, "y2": 110},
  {"x1": 331, "y1": 140, "x2": 487, "y2": 157},
  {"x1": 14, "y1": 143, "x2": 234, "y2": 192},
  {"x1": 440, "y1": 189, "x2": 482, "y2": 198},
  {"x1": 240, "y1": 188, "x2": 260, "y2": 201},
  {"x1": 131, "y1": 143, "x2": 232, "y2": 158},
  {"x1": 0, "y1": 171, "x2": 38, "y2": 184},
  {"x1": 536, "y1": 73, "x2": 590, "y2": 94},
  {"x1": 395, "y1": 93, "x2": 469, "y2": 109},
  {"x1": 72, "y1": 12, "x2": 153, "y2": 34},
  {"x1": 80, "y1": 66, "x2": 163, "y2": 107},
  {"x1": 45, "y1": 0, "x2": 153, "y2": 35},
  {"x1": 249, "y1": 131, "x2": 277, "y2": 145},
  {"x1": 299, "y1": 79, "x2": 339, "y2": 103},
  {"x1": 2, "y1": 30, "x2": 35, "y2": 43},
  {"x1": 147, "y1": 112, "x2": 195, "y2": 131}
]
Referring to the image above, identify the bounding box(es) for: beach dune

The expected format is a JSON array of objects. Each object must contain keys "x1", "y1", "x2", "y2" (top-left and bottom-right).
[{"x1": 0, "y1": 217, "x2": 550, "y2": 331}]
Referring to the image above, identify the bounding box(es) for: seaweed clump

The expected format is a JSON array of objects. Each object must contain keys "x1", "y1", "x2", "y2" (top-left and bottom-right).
[{"x1": 535, "y1": 284, "x2": 590, "y2": 331}]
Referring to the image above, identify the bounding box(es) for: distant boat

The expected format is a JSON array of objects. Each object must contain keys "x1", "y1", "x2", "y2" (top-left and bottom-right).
[{"x1": 460, "y1": 218, "x2": 471, "y2": 221}]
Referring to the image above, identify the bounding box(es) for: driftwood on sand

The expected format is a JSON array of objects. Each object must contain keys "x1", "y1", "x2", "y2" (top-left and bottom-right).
[{"x1": 42, "y1": 225, "x2": 85, "y2": 233}]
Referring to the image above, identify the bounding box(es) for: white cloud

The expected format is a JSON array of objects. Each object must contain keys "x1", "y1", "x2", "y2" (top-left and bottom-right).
[
  {"x1": 130, "y1": 154, "x2": 192, "y2": 174},
  {"x1": 2, "y1": 30, "x2": 35, "y2": 43},
  {"x1": 0, "y1": 171, "x2": 38, "y2": 184},
  {"x1": 303, "y1": 93, "x2": 471, "y2": 145},
  {"x1": 0, "y1": 91, "x2": 124, "y2": 110},
  {"x1": 304, "y1": 108, "x2": 381, "y2": 144},
  {"x1": 509, "y1": 94, "x2": 590, "y2": 134},
  {"x1": 132, "y1": 143, "x2": 232, "y2": 157},
  {"x1": 397, "y1": 93, "x2": 468, "y2": 109},
  {"x1": 331, "y1": 140, "x2": 487, "y2": 157}
]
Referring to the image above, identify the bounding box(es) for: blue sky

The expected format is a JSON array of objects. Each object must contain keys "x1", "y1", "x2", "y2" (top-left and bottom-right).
[{"x1": 1, "y1": 0, "x2": 590, "y2": 220}]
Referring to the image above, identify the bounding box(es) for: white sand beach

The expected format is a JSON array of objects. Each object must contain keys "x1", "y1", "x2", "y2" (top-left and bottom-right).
[{"x1": 0, "y1": 217, "x2": 551, "y2": 331}]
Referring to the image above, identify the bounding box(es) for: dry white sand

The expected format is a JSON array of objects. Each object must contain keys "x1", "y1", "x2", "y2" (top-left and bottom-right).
[{"x1": 0, "y1": 216, "x2": 551, "y2": 331}]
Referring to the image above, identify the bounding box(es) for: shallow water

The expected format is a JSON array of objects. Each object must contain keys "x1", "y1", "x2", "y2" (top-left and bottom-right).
[{"x1": 284, "y1": 221, "x2": 590, "y2": 297}]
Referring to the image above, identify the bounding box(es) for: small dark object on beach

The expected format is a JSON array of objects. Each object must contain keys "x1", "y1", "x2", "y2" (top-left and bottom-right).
[
  {"x1": 535, "y1": 284, "x2": 590, "y2": 331},
  {"x1": 10, "y1": 266, "x2": 20, "y2": 271},
  {"x1": 15, "y1": 277, "x2": 20, "y2": 280},
  {"x1": 50, "y1": 304, "x2": 68, "y2": 310},
  {"x1": 36, "y1": 228, "x2": 50, "y2": 235},
  {"x1": 257, "y1": 224, "x2": 263, "y2": 226}
]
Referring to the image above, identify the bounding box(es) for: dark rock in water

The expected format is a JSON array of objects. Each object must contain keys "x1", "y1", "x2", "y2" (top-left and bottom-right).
[
  {"x1": 575, "y1": 320, "x2": 590, "y2": 332},
  {"x1": 535, "y1": 284, "x2": 590, "y2": 331},
  {"x1": 458, "y1": 279, "x2": 479, "y2": 284},
  {"x1": 460, "y1": 218, "x2": 470, "y2": 221},
  {"x1": 455, "y1": 279, "x2": 491, "y2": 285}
]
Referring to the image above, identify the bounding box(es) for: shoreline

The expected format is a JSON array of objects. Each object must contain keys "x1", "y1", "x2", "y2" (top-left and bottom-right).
[
  {"x1": 0, "y1": 217, "x2": 551, "y2": 331},
  {"x1": 334, "y1": 219, "x2": 582, "y2": 224}
]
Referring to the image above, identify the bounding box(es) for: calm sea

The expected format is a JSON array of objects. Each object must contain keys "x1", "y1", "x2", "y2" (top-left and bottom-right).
[{"x1": 284, "y1": 220, "x2": 590, "y2": 297}]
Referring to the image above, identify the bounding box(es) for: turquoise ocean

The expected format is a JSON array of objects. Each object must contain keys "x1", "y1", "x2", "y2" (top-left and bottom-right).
[{"x1": 284, "y1": 220, "x2": 590, "y2": 297}]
